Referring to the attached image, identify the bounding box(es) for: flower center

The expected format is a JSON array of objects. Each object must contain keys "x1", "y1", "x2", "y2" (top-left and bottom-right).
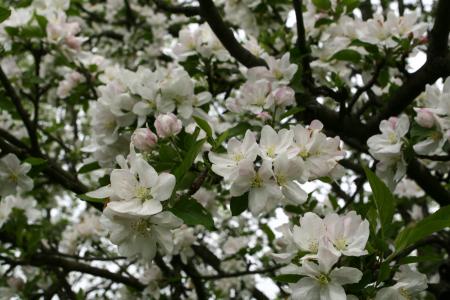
[
  {"x1": 298, "y1": 149, "x2": 309, "y2": 159},
  {"x1": 233, "y1": 153, "x2": 244, "y2": 162},
  {"x1": 399, "y1": 288, "x2": 412, "y2": 300},
  {"x1": 388, "y1": 132, "x2": 398, "y2": 144},
  {"x1": 335, "y1": 238, "x2": 348, "y2": 251},
  {"x1": 317, "y1": 274, "x2": 329, "y2": 285},
  {"x1": 266, "y1": 146, "x2": 276, "y2": 158},
  {"x1": 276, "y1": 174, "x2": 286, "y2": 186},
  {"x1": 136, "y1": 186, "x2": 152, "y2": 202},
  {"x1": 131, "y1": 218, "x2": 151, "y2": 236},
  {"x1": 431, "y1": 131, "x2": 442, "y2": 141},
  {"x1": 251, "y1": 174, "x2": 263, "y2": 188},
  {"x1": 8, "y1": 173, "x2": 18, "y2": 183},
  {"x1": 308, "y1": 240, "x2": 319, "y2": 253}
]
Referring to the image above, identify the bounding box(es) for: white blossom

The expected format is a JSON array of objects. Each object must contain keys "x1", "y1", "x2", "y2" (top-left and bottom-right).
[{"x1": 0, "y1": 154, "x2": 33, "y2": 197}]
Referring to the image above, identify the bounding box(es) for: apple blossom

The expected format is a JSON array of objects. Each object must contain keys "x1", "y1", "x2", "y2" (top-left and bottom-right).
[
  {"x1": 324, "y1": 211, "x2": 370, "y2": 256},
  {"x1": 230, "y1": 160, "x2": 282, "y2": 215},
  {"x1": 154, "y1": 113, "x2": 183, "y2": 138},
  {"x1": 0, "y1": 154, "x2": 33, "y2": 197},
  {"x1": 375, "y1": 265, "x2": 428, "y2": 300},
  {"x1": 101, "y1": 208, "x2": 182, "y2": 260},
  {"x1": 273, "y1": 154, "x2": 308, "y2": 204},
  {"x1": 290, "y1": 244, "x2": 363, "y2": 300},
  {"x1": 259, "y1": 125, "x2": 294, "y2": 160},
  {"x1": 131, "y1": 128, "x2": 158, "y2": 152},
  {"x1": 90, "y1": 158, "x2": 175, "y2": 217},
  {"x1": 209, "y1": 130, "x2": 259, "y2": 180},
  {"x1": 292, "y1": 212, "x2": 326, "y2": 254}
]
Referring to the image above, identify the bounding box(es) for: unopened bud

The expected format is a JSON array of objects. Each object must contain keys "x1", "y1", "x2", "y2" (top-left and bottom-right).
[
  {"x1": 273, "y1": 86, "x2": 295, "y2": 106},
  {"x1": 154, "y1": 113, "x2": 182, "y2": 138},
  {"x1": 132, "y1": 128, "x2": 158, "y2": 151},
  {"x1": 414, "y1": 108, "x2": 435, "y2": 128}
]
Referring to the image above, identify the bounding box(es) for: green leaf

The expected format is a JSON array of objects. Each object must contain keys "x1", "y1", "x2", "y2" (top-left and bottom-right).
[
  {"x1": 398, "y1": 255, "x2": 442, "y2": 265},
  {"x1": 173, "y1": 138, "x2": 206, "y2": 188},
  {"x1": 193, "y1": 116, "x2": 213, "y2": 139},
  {"x1": 230, "y1": 193, "x2": 249, "y2": 216},
  {"x1": 20, "y1": 26, "x2": 45, "y2": 38},
  {"x1": 315, "y1": 18, "x2": 334, "y2": 28},
  {"x1": 280, "y1": 106, "x2": 305, "y2": 120},
  {"x1": 363, "y1": 166, "x2": 395, "y2": 237},
  {"x1": 78, "y1": 162, "x2": 101, "y2": 174},
  {"x1": 77, "y1": 194, "x2": 106, "y2": 204},
  {"x1": 170, "y1": 198, "x2": 214, "y2": 230},
  {"x1": 24, "y1": 157, "x2": 47, "y2": 166},
  {"x1": 34, "y1": 14, "x2": 48, "y2": 32},
  {"x1": 312, "y1": 0, "x2": 331, "y2": 10},
  {"x1": 330, "y1": 49, "x2": 362, "y2": 64},
  {"x1": 377, "y1": 261, "x2": 392, "y2": 283},
  {"x1": 0, "y1": 6, "x2": 11, "y2": 23},
  {"x1": 394, "y1": 206, "x2": 450, "y2": 253},
  {"x1": 350, "y1": 39, "x2": 379, "y2": 54},
  {"x1": 261, "y1": 223, "x2": 275, "y2": 242},
  {"x1": 193, "y1": 116, "x2": 216, "y2": 147},
  {"x1": 274, "y1": 274, "x2": 302, "y2": 283},
  {"x1": 216, "y1": 123, "x2": 253, "y2": 147}
]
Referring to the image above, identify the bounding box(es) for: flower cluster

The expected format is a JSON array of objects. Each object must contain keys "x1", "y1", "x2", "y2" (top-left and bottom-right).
[
  {"x1": 87, "y1": 147, "x2": 182, "y2": 260},
  {"x1": 173, "y1": 23, "x2": 229, "y2": 61},
  {"x1": 209, "y1": 120, "x2": 344, "y2": 215},
  {"x1": 275, "y1": 211, "x2": 369, "y2": 299},
  {"x1": 413, "y1": 77, "x2": 450, "y2": 156},
  {"x1": 226, "y1": 53, "x2": 297, "y2": 118},
  {"x1": 87, "y1": 64, "x2": 207, "y2": 166},
  {"x1": 367, "y1": 115, "x2": 410, "y2": 189}
]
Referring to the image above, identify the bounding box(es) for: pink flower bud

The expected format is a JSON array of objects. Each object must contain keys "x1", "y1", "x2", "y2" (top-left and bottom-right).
[
  {"x1": 65, "y1": 36, "x2": 83, "y2": 51},
  {"x1": 272, "y1": 86, "x2": 295, "y2": 106},
  {"x1": 257, "y1": 111, "x2": 272, "y2": 121},
  {"x1": 132, "y1": 128, "x2": 158, "y2": 151},
  {"x1": 154, "y1": 113, "x2": 182, "y2": 138},
  {"x1": 414, "y1": 108, "x2": 435, "y2": 128}
]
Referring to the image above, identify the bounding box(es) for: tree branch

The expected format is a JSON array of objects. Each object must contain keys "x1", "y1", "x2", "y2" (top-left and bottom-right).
[
  {"x1": 152, "y1": 0, "x2": 200, "y2": 17},
  {"x1": 0, "y1": 66, "x2": 40, "y2": 153},
  {"x1": 197, "y1": 0, "x2": 267, "y2": 68}
]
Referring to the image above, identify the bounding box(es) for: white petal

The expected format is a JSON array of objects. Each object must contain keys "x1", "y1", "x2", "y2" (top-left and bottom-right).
[
  {"x1": 291, "y1": 278, "x2": 320, "y2": 300},
  {"x1": 133, "y1": 158, "x2": 158, "y2": 188},
  {"x1": 248, "y1": 189, "x2": 267, "y2": 215},
  {"x1": 320, "y1": 282, "x2": 346, "y2": 300},
  {"x1": 282, "y1": 181, "x2": 307, "y2": 204},
  {"x1": 317, "y1": 241, "x2": 340, "y2": 273},
  {"x1": 110, "y1": 169, "x2": 138, "y2": 200},
  {"x1": 330, "y1": 267, "x2": 363, "y2": 285},
  {"x1": 86, "y1": 186, "x2": 112, "y2": 198},
  {"x1": 152, "y1": 173, "x2": 176, "y2": 201}
]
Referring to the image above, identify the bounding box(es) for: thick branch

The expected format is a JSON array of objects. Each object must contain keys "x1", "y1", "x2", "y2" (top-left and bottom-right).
[
  {"x1": 428, "y1": 0, "x2": 450, "y2": 57},
  {"x1": 198, "y1": 0, "x2": 267, "y2": 68},
  {"x1": 153, "y1": 0, "x2": 200, "y2": 17}
]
